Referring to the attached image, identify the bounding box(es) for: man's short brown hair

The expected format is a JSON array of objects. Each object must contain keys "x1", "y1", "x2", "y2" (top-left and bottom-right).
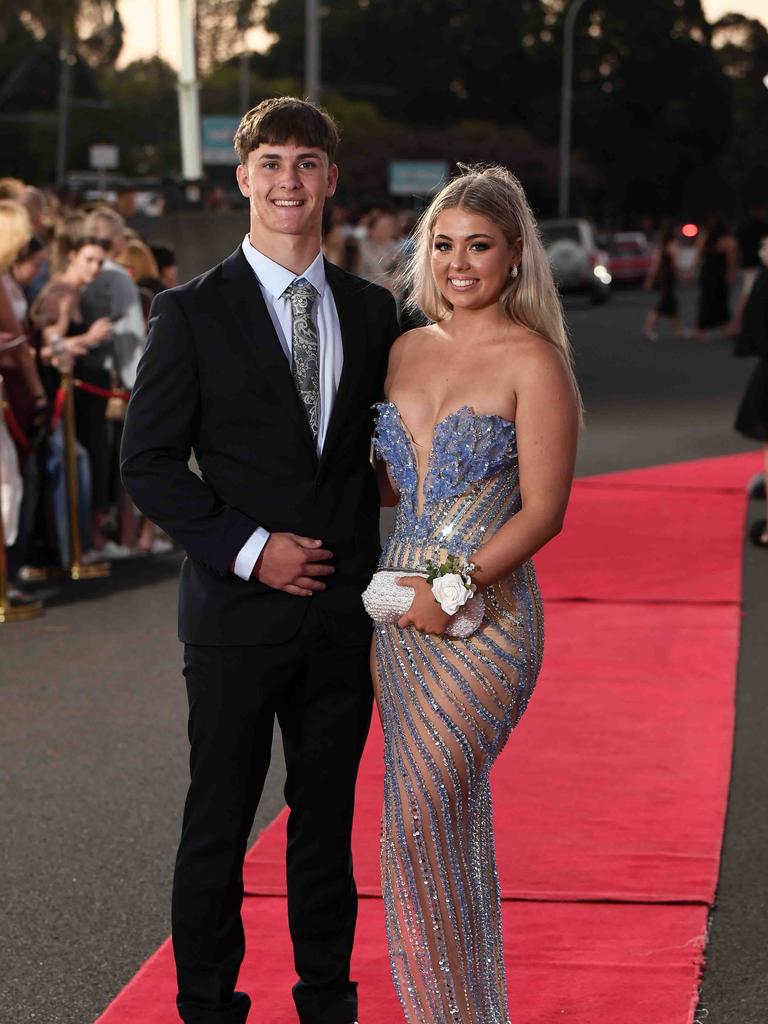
[{"x1": 234, "y1": 97, "x2": 340, "y2": 165}]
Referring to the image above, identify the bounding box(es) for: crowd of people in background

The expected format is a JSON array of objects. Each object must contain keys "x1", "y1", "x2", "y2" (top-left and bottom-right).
[
  {"x1": 0, "y1": 178, "x2": 180, "y2": 608},
  {"x1": 642, "y1": 202, "x2": 768, "y2": 344},
  {"x1": 1, "y1": 172, "x2": 767, "y2": 611}
]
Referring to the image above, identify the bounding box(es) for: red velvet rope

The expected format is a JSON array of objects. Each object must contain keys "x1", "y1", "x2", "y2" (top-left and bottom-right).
[
  {"x1": 2, "y1": 399, "x2": 32, "y2": 455},
  {"x1": 51, "y1": 386, "x2": 67, "y2": 432},
  {"x1": 73, "y1": 379, "x2": 131, "y2": 401}
]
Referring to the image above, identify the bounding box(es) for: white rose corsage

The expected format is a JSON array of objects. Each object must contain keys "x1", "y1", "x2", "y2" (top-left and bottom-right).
[
  {"x1": 423, "y1": 556, "x2": 485, "y2": 635},
  {"x1": 426, "y1": 555, "x2": 476, "y2": 613},
  {"x1": 361, "y1": 555, "x2": 485, "y2": 639}
]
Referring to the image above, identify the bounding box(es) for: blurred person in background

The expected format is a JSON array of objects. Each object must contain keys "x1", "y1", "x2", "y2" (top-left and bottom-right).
[
  {"x1": 0, "y1": 199, "x2": 48, "y2": 455},
  {"x1": 642, "y1": 222, "x2": 687, "y2": 341},
  {"x1": 392, "y1": 209, "x2": 428, "y2": 331},
  {"x1": 112, "y1": 236, "x2": 172, "y2": 556},
  {"x1": 728, "y1": 197, "x2": 768, "y2": 337},
  {"x1": 116, "y1": 237, "x2": 162, "y2": 313},
  {"x1": 79, "y1": 207, "x2": 146, "y2": 549},
  {"x1": 150, "y1": 244, "x2": 178, "y2": 291},
  {"x1": 22, "y1": 186, "x2": 53, "y2": 302},
  {"x1": 12, "y1": 236, "x2": 46, "y2": 303},
  {"x1": 115, "y1": 185, "x2": 138, "y2": 221},
  {"x1": 691, "y1": 215, "x2": 739, "y2": 342},
  {"x1": 81, "y1": 208, "x2": 146, "y2": 388},
  {"x1": 31, "y1": 229, "x2": 113, "y2": 565},
  {"x1": 322, "y1": 208, "x2": 359, "y2": 272},
  {"x1": 0, "y1": 198, "x2": 48, "y2": 604},
  {"x1": 357, "y1": 208, "x2": 400, "y2": 293},
  {"x1": 0, "y1": 177, "x2": 27, "y2": 204},
  {"x1": 733, "y1": 232, "x2": 768, "y2": 548}
]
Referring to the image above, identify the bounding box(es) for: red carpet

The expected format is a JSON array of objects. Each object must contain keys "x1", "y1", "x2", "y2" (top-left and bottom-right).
[
  {"x1": 244, "y1": 602, "x2": 739, "y2": 903},
  {"x1": 98, "y1": 898, "x2": 707, "y2": 1024},
  {"x1": 534, "y1": 485, "x2": 745, "y2": 604},
  {"x1": 97, "y1": 451, "x2": 748, "y2": 1024},
  {"x1": 578, "y1": 449, "x2": 761, "y2": 493}
]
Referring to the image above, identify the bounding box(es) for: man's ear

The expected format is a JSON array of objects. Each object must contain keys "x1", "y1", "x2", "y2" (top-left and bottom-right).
[
  {"x1": 326, "y1": 163, "x2": 339, "y2": 200},
  {"x1": 235, "y1": 162, "x2": 250, "y2": 198}
]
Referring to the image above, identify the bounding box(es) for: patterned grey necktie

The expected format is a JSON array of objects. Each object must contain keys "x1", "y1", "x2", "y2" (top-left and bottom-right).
[{"x1": 284, "y1": 277, "x2": 320, "y2": 441}]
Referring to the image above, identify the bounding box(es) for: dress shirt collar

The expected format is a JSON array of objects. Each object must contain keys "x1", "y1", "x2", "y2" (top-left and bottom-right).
[{"x1": 241, "y1": 234, "x2": 326, "y2": 300}]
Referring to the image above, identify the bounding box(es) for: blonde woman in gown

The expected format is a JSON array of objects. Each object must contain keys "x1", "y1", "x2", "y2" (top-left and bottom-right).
[{"x1": 370, "y1": 166, "x2": 581, "y2": 1024}]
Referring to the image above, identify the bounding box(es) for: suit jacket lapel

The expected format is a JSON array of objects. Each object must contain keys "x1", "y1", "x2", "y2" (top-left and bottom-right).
[
  {"x1": 321, "y1": 261, "x2": 367, "y2": 468},
  {"x1": 219, "y1": 247, "x2": 317, "y2": 458}
]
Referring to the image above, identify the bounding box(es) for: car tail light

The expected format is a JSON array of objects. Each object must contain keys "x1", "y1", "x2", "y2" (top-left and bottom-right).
[{"x1": 587, "y1": 251, "x2": 598, "y2": 267}]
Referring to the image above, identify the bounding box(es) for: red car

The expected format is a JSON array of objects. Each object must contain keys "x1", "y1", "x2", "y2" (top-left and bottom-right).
[{"x1": 607, "y1": 232, "x2": 653, "y2": 286}]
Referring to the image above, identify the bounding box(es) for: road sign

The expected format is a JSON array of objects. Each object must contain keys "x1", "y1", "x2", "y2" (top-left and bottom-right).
[
  {"x1": 388, "y1": 161, "x2": 448, "y2": 196},
  {"x1": 89, "y1": 144, "x2": 119, "y2": 170},
  {"x1": 202, "y1": 116, "x2": 240, "y2": 165}
]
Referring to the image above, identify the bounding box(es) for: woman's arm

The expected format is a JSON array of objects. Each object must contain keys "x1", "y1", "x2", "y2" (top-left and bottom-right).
[
  {"x1": 0, "y1": 275, "x2": 45, "y2": 401},
  {"x1": 471, "y1": 342, "x2": 579, "y2": 589},
  {"x1": 643, "y1": 247, "x2": 660, "y2": 290},
  {"x1": 372, "y1": 447, "x2": 400, "y2": 507},
  {"x1": 724, "y1": 236, "x2": 739, "y2": 286}
]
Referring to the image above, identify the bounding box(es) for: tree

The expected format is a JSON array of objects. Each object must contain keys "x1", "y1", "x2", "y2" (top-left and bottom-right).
[
  {"x1": 0, "y1": 1, "x2": 122, "y2": 62},
  {"x1": 711, "y1": 13, "x2": 768, "y2": 201},
  {"x1": 194, "y1": 0, "x2": 266, "y2": 76},
  {"x1": 550, "y1": 0, "x2": 733, "y2": 220},
  {"x1": 262, "y1": 0, "x2": 548, "y2": 125}
]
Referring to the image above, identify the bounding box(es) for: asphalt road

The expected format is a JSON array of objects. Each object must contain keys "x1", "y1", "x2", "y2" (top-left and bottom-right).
[{"x1": 1, "y1": 284, "x2": 764, "y2": 1023}]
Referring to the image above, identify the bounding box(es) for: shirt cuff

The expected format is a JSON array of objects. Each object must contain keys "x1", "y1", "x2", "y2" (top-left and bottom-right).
[{"x1": 233, "y1": 526, "x2": 271, "y2": 580}]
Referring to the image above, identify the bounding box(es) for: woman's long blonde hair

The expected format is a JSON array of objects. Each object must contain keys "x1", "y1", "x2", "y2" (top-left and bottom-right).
[
  {"x1": 0, "y1": 199, "x2": 31, "y2": 271},
  {"x1": 402, "y1": 164, "x2": 581, "y2": 413}
]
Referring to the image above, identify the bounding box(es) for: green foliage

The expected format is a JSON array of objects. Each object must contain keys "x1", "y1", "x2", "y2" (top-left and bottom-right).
[{"x1": 1, "y1": 0, "x2": 766, "y2": 221}]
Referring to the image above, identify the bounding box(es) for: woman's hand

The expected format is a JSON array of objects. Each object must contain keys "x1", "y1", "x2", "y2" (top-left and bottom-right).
[
  {"x1": 85, "y1": 317, "x2": 113, "y2": 347},
  {"x1": 396, "y1": 576, "x2": 452, "y2": 635}
]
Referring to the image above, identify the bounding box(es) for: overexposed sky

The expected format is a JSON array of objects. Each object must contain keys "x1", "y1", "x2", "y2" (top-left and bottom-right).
[
  {"x1": 116, "y1": 0, "x2": 272, "y2": 68},
  {"x1": 116, "y1": 0, "x2": 767, "y2": 69}
]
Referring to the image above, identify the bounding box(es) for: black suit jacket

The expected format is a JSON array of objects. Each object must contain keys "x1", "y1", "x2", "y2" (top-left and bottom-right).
[{"x1": 120, "y1": 246, "x2": 399, "y2": 646}]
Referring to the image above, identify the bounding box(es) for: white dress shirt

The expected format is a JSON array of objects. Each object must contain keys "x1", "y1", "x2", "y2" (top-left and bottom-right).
[{"x1": 233, "y1": 236, "x2": 344, "y2": 581}]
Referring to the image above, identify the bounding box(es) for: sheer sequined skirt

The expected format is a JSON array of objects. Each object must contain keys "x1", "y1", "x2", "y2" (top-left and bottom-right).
[{"x1": 373, "y1": 560, "x2": 543, "y2": 1024}]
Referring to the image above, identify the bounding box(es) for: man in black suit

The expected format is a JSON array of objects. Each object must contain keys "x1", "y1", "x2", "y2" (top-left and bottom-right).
[{"x1": 121, "y1": 98, "x2": 399, "y2": 1024}]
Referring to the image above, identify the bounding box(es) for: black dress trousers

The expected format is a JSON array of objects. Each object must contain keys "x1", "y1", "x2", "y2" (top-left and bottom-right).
[{"x1": 172, "y1": 602, "x2": 373, "y2": 1024}]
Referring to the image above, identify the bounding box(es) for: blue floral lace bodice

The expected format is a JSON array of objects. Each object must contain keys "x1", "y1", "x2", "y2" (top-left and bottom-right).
[{"x1": 373, "y1": 401, "x2": 520, "y2": 567}]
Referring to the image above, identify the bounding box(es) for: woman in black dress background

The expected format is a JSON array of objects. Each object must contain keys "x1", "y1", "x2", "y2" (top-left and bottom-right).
[
  {"x1": 692, "y1": 216, "x2": 739, "y2": 341},
  {"x1": 643, "y1": 222, "x2": 686, "y2": 340},
  {"x1": 734, "y1": 233, "x2": 768, "y2": 547}
]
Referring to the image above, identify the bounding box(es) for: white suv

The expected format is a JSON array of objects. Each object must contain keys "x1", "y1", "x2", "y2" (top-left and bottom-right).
[{"x1": 539, "y1": 218, "x2": 612, "y2": 304}]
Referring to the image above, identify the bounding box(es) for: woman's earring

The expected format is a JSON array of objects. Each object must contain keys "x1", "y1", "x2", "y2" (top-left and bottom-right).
[{"x1": 510, "y1": 265, "x2": 519, "y2": 279}]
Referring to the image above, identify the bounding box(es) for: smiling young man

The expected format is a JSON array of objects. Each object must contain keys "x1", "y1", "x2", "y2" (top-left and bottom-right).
[{"x1": 121, "y1": 98, "x2": 399, "y2": 1024}]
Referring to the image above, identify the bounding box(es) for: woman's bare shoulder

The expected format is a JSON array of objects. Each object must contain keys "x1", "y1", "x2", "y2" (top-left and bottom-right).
[
  {"x1": 388, "y1": 324, "x2": 440, "y2": 363},
  {"x1": 504, "y1": 327, "x2": 569, "y2": 374}
]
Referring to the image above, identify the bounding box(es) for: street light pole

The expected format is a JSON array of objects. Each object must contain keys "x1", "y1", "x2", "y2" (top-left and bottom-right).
[
  {"x1": 305, "y1": 0, "x2": 321, "y2": 104},
  {"x1": 177, "y1": 0, "x2": 202, "y2": 184},
  {"x1": 558, "y1": 0, "x2": 589, "y2": 218},
  {"x1": 55, "y1": 35, "x2": 74, "y2": 188}
]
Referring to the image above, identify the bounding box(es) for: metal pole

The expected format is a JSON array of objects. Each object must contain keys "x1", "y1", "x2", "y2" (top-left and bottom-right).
[
  {"x1": 558, "y1": 0, "x2": 588, "y2": 218},
  {"x1": 61, "y1": 373, "x2": 110, "y2": 580},
  {"x1": 55, "y1": 35, "x2": 73, "y2": 189},
  {"x1": 177, "y1": 0, "x2": 202, "y2": 182},
  {"x1": 239, "y1": 46, "x2": 250, "y2": 113},
  {"x1": 305, "y1": 0, "x2": 321, "y2": 104}
]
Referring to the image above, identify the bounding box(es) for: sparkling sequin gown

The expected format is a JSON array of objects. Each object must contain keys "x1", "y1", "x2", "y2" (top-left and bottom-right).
[{"x1": 371, "y1": 402, "x2": 544, "y2": 1024}]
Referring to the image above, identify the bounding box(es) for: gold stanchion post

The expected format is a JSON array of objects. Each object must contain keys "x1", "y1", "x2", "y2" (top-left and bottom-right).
[
  {"x1": 0, "y1": 373, "x2": 43, "y2": 622},
  {"x1": 61, "y1": 370, "x2": 110, "y2": 580}
]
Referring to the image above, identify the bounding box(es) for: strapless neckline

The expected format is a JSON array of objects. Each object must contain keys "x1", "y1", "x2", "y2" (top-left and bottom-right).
[
  {"x1": 374, "y1": 401, "x2": 517, "y2": 519},
  {"x1": 382, "y1": 400, "x2": 516, "y2": 449}
]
